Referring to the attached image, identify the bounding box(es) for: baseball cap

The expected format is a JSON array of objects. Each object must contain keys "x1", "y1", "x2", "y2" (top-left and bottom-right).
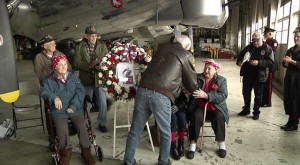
[
  {"x1": 39, "y1": 35, "x2": 55, "y2": 46},
  {"x1": 264, "y1": 27, "x2": 276, "y2": 33},
  {"x1": 252, "y1": 32, "x2": 262, "y2": 41},
  {"x1": 85, "y1": 25, "x2": 98, "y2": 35}
]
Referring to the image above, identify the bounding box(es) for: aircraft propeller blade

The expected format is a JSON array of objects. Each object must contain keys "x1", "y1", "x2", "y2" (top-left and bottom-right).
[{"x1": 0, "y1": 0, "x2": 19, "y2": 103}]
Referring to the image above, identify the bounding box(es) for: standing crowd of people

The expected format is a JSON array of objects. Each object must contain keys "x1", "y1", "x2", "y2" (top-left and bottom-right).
[
  {"x1": 236, "y1": 25, "x2": 300, "y2": 133},
  {"x1": 32, "y1": 24, "x2": 300, "y2": 165}
]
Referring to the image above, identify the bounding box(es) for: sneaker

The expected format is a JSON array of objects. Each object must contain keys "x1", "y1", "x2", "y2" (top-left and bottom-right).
[
  {"x1": 158, "y1": 159, "x2": 172, "y2": 165},
  {"x1": 124, "y1": 159, "x2": 136, "y2": 165},
  {"x1": 99, "y1": 125, "x2": 108, "y2": 133},
  {"x1": 238, "y1": 109, "x2": 250, "y2": 116}
]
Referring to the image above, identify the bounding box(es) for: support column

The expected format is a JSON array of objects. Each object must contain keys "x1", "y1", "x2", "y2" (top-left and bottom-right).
[
  {"x1": 174, "y1": 25, "x2": 181, "y2": 39},
  {"x1": 188, "y1": 26, "x2": 194, "y2": 54}
]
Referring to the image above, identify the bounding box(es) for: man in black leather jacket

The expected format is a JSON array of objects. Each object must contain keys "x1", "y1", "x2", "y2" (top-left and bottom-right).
[{"x1": 124, "y1": 35, "x2": 198, "y2": 165}]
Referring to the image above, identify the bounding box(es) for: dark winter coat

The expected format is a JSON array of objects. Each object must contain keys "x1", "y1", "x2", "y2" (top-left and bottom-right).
[
  {"x1": 237, "y1": 42, "x2": 274, "y2": 83},
  {"x1": 40, "y1": 71, "x2": 85, "y2": 119},
  {"x1": 282, "y1": 45, "x2": 300, "y2": 115},
  {"x1": 188, "y1": 73, "x2": 229, "y2": 124}
]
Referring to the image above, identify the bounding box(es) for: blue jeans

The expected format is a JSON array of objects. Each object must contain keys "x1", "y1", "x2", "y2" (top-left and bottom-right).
[
  {"x1": 171, "y1": 111, "x2": 187, "y2": 132},
  {"x1": 84, "y1": 87, "x2": 107, "y2": 126},
  {"x1": 124, "y1": 87, "x2": 171, "y2": 165}
]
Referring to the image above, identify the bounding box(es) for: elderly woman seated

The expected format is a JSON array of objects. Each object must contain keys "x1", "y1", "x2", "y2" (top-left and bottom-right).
[
  {"x1": 186, "y1": 59, "x2": 229, "y2": 159},
  {"x1": 40, "y1": 54, "x2": 95, "y2": 165}
]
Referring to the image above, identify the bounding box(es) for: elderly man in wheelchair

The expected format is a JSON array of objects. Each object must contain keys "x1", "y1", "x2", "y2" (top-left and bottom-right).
[{"x1": 41, "y1": 54, "x2": 96, "y2": 165}]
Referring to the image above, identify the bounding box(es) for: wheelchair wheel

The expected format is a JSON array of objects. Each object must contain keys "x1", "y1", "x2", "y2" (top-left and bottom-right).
[{"x1": 97, "y1": 145, "x2": 103, "y2": 161}]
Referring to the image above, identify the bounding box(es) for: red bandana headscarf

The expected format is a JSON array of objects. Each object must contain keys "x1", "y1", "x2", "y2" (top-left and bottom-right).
[
  {"x1": 202, "y1": 59, "x2": 220, "y2": 69},
  {"x1": 52, "y1": 54, "x2": 68, "y2": 69}
]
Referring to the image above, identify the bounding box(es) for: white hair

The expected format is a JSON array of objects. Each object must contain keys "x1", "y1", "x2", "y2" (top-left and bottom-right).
[{"x1": 175, "y1": 35, "x2": 191, "y2": 50}]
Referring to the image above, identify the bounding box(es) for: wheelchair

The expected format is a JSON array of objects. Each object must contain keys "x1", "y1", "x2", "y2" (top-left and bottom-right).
[{"x1": 48, "y1": 95, "x2": 103, "y2": 165}]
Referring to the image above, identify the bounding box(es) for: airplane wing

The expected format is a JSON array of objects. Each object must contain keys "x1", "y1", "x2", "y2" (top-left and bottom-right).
[
  {"x1": 8, "y1": 0, "x2": 228, "y2": 42},
  {"x1": 0, "y1": 0, "x2": 19, "y2": 103}
]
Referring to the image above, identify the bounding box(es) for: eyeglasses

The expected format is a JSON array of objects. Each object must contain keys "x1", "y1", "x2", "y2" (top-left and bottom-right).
[{"x1": 252, "y1": 39, "x2": 260, "y2": 42}]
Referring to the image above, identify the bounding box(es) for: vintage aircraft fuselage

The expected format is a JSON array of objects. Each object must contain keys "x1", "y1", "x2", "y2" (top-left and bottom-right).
[{"x1": 8, "y1": 0, "x2": 228, "y2": 42}]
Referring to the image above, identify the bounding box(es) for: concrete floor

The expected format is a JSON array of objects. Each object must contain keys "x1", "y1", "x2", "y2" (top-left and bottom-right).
[{"x1": 0, "y1": 57, "x2": 300, "y2": 165}]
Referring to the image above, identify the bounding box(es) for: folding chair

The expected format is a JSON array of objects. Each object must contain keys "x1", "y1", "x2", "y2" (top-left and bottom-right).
[
  {"x1": 199, "y1": 102, "x2": 215, "y2": 153},
  {"x1": 12, "y1": 80, "x2": 45, "y2": 137}
]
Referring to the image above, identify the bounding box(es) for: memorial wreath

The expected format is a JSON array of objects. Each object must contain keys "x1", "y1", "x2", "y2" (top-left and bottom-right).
[{"x1": 97, "y1": 42, "x2": 152, "y2": 100}]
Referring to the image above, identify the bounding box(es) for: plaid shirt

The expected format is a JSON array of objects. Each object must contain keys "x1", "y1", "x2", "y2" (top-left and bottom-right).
[{"x1": 84, "y1": 42, "x2": 95, "y2": 61}]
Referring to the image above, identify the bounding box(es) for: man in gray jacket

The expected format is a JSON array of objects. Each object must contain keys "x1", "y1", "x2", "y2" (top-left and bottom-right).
[{"x1": 124, "y1": 35, "x2": 198, "y2": 165}]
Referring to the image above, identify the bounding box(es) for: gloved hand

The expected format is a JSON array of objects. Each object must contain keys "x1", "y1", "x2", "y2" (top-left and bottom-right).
[{"x1": 171, "y1": 105, "x2": 179, "y2": 114}]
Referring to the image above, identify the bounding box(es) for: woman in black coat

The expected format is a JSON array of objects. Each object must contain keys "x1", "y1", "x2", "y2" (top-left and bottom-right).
[{"x1": 281, "y1": 26, "x2": 300, "y2": 131}]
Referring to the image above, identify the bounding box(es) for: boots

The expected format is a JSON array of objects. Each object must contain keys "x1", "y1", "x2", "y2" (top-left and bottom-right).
[
  {"x1": 284, "y1": 120, "x2": 298, "y2": 131},
  {"x1": 59, "y1": 148, "x2": 72, "y2": 165},
  {"x1": 81, "y1": 147, "x2": 96, "y2": 165},
  {"x1": 281, "y1": 117, "x2": 298, "y2": 131},
  {"x1": 177, "y1": 139, "x2": 184, "y2": 157},
  {"x1": 170, "y1": 142, "x2": 180, "y2": 160},
  {"x1": 280, "y1": 118, "x2": 293, "y2": 130}
]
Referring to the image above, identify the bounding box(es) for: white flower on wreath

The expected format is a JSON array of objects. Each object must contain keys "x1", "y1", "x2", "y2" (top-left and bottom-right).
[
  {"x1": 145, "y1": 55, "x2": 152, "y2": 62},
  {"x1": 102, "y1": 57, "x2": 108, "y2": 62},
  {"x1": 106, "y1": 80, "x2": 112, "y2": 85},
  {"x1": 98, "y1": 72, "x2": 103, "y2": 78},
  {"x1": 102, "y1": 65, "x2": 108, "y2": 71},
  {"x1": 107, "y1": 61, "x2": 112, "y2": 65},
  {"x1": 98, "y1": 80, "x2": 102, "y2": 84},
  {"x1": 115, "y1": 56, "x2": 120, "y2": 60},
  {"x1": 139, "y1": 48, "x2": 145, "y2": 53},
  {"x1": 113, "y1": 82, "x2": 122, "y2": 93},
  {"x1": 108, "y1": 70, "x2": 113, "y2": 75}
]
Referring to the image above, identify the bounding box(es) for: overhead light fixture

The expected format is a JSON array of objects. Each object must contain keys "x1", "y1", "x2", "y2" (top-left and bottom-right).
[{"x1": 128, "y1": 28, "x2": 133, "y2": 33}]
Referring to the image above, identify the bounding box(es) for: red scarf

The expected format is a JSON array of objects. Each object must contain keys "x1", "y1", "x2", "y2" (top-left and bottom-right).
[{"x1": 198, "y1": 78, "x2": 217, "y2": 111}]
